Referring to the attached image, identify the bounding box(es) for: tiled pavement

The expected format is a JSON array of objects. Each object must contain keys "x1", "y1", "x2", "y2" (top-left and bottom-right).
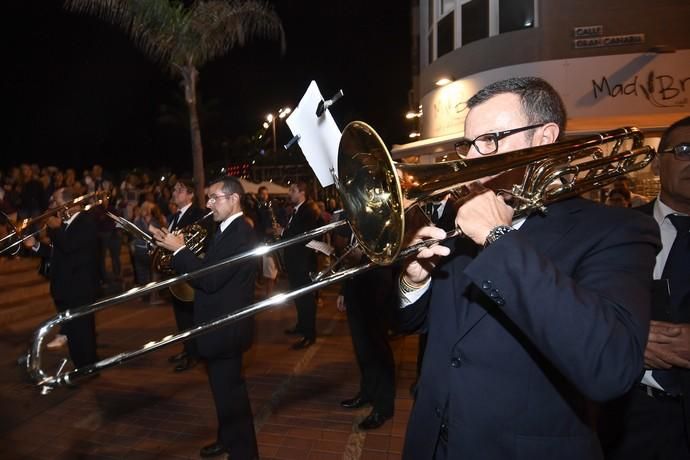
[{"x1": 0, "y1": 257, "x2": 419, "y2": 459}]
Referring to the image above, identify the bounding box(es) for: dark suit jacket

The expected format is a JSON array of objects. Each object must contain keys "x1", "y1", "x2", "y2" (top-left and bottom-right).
[
  {"x1": 636, "y1": 199, "x2": 690, "y2": 440},
  {"x1": 172, "y1": 204, "x2": 208, "y2": 231},
  {"x1": 172, "y1": 216, "x2": 257, "y2": 359},
  {"x1": 37, "y1": 211, "x2": 101, "y2": 307},
  {"x1": 282, "y1": 200, "x2": 319, "y2": 280},
  {"x1": 399, "y1": 198, "x2": 660, "y2": 460}
]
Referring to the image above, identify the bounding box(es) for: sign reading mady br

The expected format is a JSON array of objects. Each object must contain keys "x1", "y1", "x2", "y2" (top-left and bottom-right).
[{"x1": 573, "y1": 24, "x2": 644, "y2": 49}]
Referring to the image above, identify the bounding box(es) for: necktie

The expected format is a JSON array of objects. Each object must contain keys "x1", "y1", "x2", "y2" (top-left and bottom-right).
[
  {"x1": 213, "y1": 225, "x2": 223, "y2": 245},
  {"x1": 651, "y1": 214, "x2": 690, "y2": 396},
  {"x1": 170, "y1": 211, "x2": 181, "y2": 231},
  {"x1": 662, "y1": 214, "x2": 690, "y2": 308},
  {"x1": 287, "y1": 208, "x2": 297, "y2": 229},
  {"x1": 427, "y1": 203, "x2": 441, "y2": 224}
]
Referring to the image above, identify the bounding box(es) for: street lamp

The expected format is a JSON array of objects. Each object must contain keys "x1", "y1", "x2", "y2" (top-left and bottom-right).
[{"x1": 264, "y1": 107, "x2": 292, "y2": 153}]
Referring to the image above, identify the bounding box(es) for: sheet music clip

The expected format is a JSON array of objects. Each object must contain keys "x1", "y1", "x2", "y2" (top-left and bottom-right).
[
  {"x1": 284, "y1": 134, "x2": 300, "y2": 150},
  {"x1": 316, "y1": 89, "x2": 344, "y2": 117}
]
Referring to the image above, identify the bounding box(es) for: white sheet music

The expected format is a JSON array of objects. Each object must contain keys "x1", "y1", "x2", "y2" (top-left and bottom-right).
[
  {"x1": 305, "y1": 239, "x2": 335, "y2": 256},
  {"x1": 285, "y1": 81, "x2": 342, "y2": 187}
]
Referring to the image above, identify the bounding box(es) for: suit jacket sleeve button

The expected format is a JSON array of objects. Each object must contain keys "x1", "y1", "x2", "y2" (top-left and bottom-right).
[
  {"x1": 451, "y1": 358, "x2": 461, "y2": 368},
  {"x1": 481, "y1": 280, "x2": 492, "y2": 289}
]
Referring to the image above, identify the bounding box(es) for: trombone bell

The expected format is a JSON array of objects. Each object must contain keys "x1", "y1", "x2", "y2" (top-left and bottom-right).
[{"x1": 337, "y1": 121, "x2": 405, "y2": 265}]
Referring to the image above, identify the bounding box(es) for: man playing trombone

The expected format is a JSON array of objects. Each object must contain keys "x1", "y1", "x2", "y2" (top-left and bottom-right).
[
  {"x1": 23, "y1": 187, "x2": 100, "y2": 369},
  {"x1": 397, "y1": 77, "x2": 660, "y2": 459},
  {"x1": 152, "y1": 176, "x2": 258, "y2": 460}
]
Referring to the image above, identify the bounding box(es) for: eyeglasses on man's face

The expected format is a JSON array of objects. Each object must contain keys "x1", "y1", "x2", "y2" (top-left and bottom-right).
[
  {"x1": 660, "y1": 143, "x2": 690, "y2": 161},
  {"x1": 454, "y1": 123, "x2": 545, "y2": 158},
  {"x1": 206, "y1": 193, "x2": 233, "y2": 205}
]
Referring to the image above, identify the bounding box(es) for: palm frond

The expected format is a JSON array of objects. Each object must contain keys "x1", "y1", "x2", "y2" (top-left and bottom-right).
[
  {"x1": 63, "y1": 0, "x2": 285, "y2": 74},
  {"x1": 184, "y1": 1, "x2": 285, "y2": 66}
]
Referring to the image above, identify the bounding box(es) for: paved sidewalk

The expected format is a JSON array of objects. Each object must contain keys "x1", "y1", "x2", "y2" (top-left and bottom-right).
[{"x1": 0, "y1": 266, "x2": 419, "y2": 460}]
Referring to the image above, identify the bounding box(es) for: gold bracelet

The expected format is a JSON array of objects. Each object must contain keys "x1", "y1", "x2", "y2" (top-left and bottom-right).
[{"x1": 399, "y1": 274, "x2": 429, "y2": 294}]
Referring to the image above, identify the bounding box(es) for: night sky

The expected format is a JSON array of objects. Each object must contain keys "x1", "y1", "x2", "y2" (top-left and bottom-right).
[{"x1": 2, "y1": 1, "x2": 412, "y2": 177}]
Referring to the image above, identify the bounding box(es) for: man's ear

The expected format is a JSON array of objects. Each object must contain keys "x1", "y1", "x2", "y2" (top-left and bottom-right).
[{"x1": 536, "y1": 122, "x2": 560, "y2": 146}]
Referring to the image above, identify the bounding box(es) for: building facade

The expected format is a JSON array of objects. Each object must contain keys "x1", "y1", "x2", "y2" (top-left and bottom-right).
[{"x1": 393, "y1": 0, "x2": 690, "y2": 189}]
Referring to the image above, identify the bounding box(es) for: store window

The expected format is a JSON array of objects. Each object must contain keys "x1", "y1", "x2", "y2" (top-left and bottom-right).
[
  {"x1": 461, "y1": 0, "x2": 489, "y2": 46},
  {"x1": 437, "y1": 12, "x2": 455, "y2": 58},
  {"x1": 499, "y1": 0, "x2": 534, "y2": 33}
]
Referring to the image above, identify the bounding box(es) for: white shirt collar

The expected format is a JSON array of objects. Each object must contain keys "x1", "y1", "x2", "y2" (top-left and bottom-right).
[
  {"x1": 178, "y1": 202, "x2": 192, "y2": 217},
  {"x1": 219, "y1": 212, "x2": 243, "y2": 233},
  {"x1": 64, "y1": 211, "x2": 80, "y2": 228}
]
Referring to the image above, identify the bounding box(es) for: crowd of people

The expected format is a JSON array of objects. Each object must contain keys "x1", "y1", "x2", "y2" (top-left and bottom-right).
[{"x1": 3, "y1": 76, "x2": 689, "y2": 460}]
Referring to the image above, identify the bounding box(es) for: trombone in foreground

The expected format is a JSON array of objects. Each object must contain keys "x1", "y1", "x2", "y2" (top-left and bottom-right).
[{"x1": 26, "y1": 124, "x2": 655, "y2": 393}]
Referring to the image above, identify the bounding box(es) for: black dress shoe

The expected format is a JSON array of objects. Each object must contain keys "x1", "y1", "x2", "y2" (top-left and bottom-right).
[
  {"x1": 358, "y1": 410, "x2": 391, "y2": 430},
  {"x1": 341, "y1": 394, "x2": 370, "y2": 409},
  {"x1": 290, "y1": 337, "x2": 315, "y2": 350},
  {"x1": 174, "y1": 356, "x2": 198, "y2": 372},
  {"x1": 199, "y1": 441, "x2": 228, "y2": 458},
  {"x1": 168, "y1": 351, "x2": 187, "y2": 363},
  {"x1": 284, "y1": 326, "x2": 301, "y2": 335}
]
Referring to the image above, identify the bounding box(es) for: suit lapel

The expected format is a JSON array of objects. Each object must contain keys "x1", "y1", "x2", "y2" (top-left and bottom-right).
[{"x1": 454, "y1": 198, "x2": 584, "y2": 340}]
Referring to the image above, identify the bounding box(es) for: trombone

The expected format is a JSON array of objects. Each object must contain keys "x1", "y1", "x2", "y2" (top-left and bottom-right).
[
  {"x1": 0, "y1": 191, "x2": 109, "y2": 256},
  {"x1": 26, "y1": 124, "x2": 655, "y2": 393}
]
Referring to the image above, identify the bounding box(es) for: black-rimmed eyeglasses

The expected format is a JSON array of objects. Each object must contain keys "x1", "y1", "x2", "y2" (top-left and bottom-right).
[
  {"x1": 454, "y1": 123, "x2": 545, "y2": 158},
  {"x1": 206, "y1": 193, "x2": 233, "y2": 204},
  {"x1": 659, "y1": 143, "x2": 690, "y2": 161}
]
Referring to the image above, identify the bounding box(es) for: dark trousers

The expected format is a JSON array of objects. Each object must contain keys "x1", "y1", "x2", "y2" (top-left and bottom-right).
[
  {"x1": 206, "y1": 355, "x2": 258, "y2": 460},
  {"x1": 287, "y1": 268, "x2": 316, "y2": 340},
  {"x1": 99, "y1": 231, "x2": 122, "y2": 280},
  {"x1": 171, "y1": 297, "x2": 198, "y2": 358},
  {"x1": 601, "y1": 385, "x2": 690, "y2": 460},
  {"x1": 345, "y1": 268, "x2": 395, "y2": 416},
  {"x1": 55, "y1": 299, "x2": 98, "y2": 368},
  {"x1": 347, "y1": 301, "x2": 395, "y2": 415}
]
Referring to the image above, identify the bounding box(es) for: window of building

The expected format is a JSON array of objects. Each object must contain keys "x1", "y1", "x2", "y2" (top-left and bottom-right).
[
  {"x1": 499, "y1": 0, "x2": 535, "y2": 33},
  {"x1": 461, "y1": 0, "x2": 489, "y2": 46},
  {"x1": 440, "y1": 0, "x2": 455, "y2": 16},
  {"x1": 437, "y1": 11, "x2": 455, "y2": 58}
]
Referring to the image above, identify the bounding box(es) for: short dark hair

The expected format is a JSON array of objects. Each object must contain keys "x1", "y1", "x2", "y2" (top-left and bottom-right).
[
  {"x1": 210, "y1": 176, "x2": 245, "y2": 197},
  {"x1": 258, "y1": 186, "x2": 268, "y2": 194},
  {"x1": 292, "y1": 180, "x2": 310, "y2": 198},
  {"x1": 176, "y1": 177, "x2": 196, "y2": 195},
  {"x1": 608, "y1": 188, "x2": 631, "y2": 201},
  {"x1": 467, "y1": 77, "x2": 567, "y2": 138},
  {"x1": 659, "y1": 116, "x2": 690, "y2": 152}
]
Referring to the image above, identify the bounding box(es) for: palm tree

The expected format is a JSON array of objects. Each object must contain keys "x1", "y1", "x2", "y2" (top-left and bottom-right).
[{"x1": 63, "y1": 0, "x2": 285, "y2": 205}]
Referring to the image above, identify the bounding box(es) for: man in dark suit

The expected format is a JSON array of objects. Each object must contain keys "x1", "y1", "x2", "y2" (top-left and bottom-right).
[
  {"x1": 25, "y1": 187, "x2": 100, "y2": 369},
  {"x1": 334, "y1": 223, "x2": 397, "y2": 430},
  {"x1": 166, "y1": 177, "x2": 208, "y2": 372},
  {"x1": 275, "y1": 180, "x2": 320, "y2": 350},
  {"x1": 602, "y1": 116, "x2": 690, "y2": 459},
  {"x1": 397, "y1": 77, "x2": 660, "y2": 459},
  {"x1": 153, "y1": 176, "x2": 258, "y2": 459},
  {"x1": 411, "y1": 194, "x2": 460, "y2": 396}
]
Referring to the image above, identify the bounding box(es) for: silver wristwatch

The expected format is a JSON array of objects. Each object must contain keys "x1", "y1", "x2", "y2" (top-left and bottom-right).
[{"x1": 484, "y1": 225, "x2": 514, "y2": 247}]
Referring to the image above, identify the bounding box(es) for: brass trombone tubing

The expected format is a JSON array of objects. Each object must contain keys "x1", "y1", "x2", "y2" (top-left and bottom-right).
[
  {"x1": 27, "y1": 219, "x2": 348, "y2": 390},
  {"x1": 29, "y1": 224, "x2": 463, "y2": 393},
  {"x1": 0, "y1": 196, "x2": 109, "y2": 256}
]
